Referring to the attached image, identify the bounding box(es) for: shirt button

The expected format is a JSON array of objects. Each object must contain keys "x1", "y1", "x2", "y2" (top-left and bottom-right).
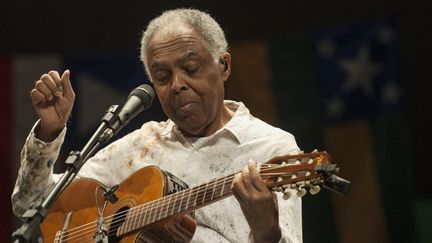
[{"x1": 37, "y1": 143, "x2": 44, "y2": 149}]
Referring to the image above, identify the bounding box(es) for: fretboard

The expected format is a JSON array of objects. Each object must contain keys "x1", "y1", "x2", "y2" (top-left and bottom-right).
[{"x1": 117, "y1": 173, "x2": 235, "y2": 236}]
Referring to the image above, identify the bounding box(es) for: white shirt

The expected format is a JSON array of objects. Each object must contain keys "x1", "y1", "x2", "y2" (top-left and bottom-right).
[{"x1": 12, "y1": 100, "x2": 302, "y2": 243}]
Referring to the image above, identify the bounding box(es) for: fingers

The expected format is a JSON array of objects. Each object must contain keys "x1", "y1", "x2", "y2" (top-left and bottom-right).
[
  {"x1": 246, "y1": 160, "x2": 268, "y2": 192},
  {"x1": 30, "y1": 88, "x2": 46, "y2": 105},
  {"x1": 33, "y1": 70, "x2": 62, "y2": 101},
  {"x1": 32, "y1": 70, "x2": 75, "y2": 103},
  {"x1": 60, "y1": 69, "x2": 75, "y2": 101},
  {"x1": 231, "y1": 160, "x2": 269, "y2": 201},
  {"x1": 231, "y1": 172, "x2": 252, "y2": 206},
  {"x1": 48, "y1": 70, "x2": 62, "y2": 91}
]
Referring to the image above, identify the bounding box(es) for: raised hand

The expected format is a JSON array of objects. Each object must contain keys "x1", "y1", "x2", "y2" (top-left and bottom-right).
[
  {"x1": 231, "y1": 160, "x2": 281, "y2": 243},
  {"x1": 31, "y1": 70, "x2": 75, "y2": 142}
]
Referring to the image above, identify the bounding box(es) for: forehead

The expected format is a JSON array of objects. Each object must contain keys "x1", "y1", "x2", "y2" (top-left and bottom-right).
[{"x1": 147, "y1": 28, "x2": 209, "y2": 63}]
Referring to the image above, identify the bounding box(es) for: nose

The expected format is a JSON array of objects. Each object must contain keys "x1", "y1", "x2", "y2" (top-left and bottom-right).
[{"x1": 170, "y1": 72, "x2": 188, "y2": 94}]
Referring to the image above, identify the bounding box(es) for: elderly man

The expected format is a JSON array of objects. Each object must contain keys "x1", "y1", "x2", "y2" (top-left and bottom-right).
[{"x1": 12, "y1": 8, "x2": 302, "y2": 242}]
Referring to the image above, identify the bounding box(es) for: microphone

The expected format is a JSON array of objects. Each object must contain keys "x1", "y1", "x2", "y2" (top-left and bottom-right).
[{"x1": 99, "y1": 84, "x2": 155, "y2": 143}]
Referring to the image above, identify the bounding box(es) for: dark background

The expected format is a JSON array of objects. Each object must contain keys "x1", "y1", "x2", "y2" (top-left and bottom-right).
[{"x1": 1, "y1": 0, "x2": 431, "y2": 242}]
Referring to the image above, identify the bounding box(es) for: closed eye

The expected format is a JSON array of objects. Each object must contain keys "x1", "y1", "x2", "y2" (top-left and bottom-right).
[
  {"x1": 184, "y1": 66, "x2": 199, "y2": 75},
  {"x1": 154, "y1": 70, "x2": 171, "y2": 85}
]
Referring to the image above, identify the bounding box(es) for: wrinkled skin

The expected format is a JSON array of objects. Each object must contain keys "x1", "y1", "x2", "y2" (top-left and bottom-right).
[
  {"x1": 147, "y1": 26, "x2": 281, "y2": 242},
  {"x1": 31, "y1": 70, "x2": 75, "y2": 142},
  {"x1": 30, "y1": 23, "x2": 282, "y2": 243}
]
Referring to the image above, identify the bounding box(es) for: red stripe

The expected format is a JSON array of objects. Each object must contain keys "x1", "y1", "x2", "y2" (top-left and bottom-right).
[{"x1": 0, "y1": 56, "x2": 13, "y2": 240}]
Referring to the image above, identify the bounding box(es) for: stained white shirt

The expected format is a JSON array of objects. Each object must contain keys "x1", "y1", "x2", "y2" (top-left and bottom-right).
[{"x1": 12, "y1": 100, "x2": 302, "y2": 243}]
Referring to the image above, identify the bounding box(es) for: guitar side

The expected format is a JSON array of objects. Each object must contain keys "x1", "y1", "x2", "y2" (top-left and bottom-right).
[{"x1": 40, "y1": 166, "x2": 196, "y2": 243}]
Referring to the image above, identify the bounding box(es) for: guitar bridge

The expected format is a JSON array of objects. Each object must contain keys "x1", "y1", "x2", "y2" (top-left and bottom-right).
[{"x1": 54, "y1": 212, "x2": 73, "y2": 242}]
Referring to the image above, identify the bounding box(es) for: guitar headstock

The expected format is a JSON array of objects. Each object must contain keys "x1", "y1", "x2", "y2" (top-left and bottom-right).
[{"x1": 260, "y1": 150, "x2": 351, "y2": 199}]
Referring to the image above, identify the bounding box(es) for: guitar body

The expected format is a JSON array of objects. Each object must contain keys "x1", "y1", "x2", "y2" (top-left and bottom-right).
[
  {"x1": 38, "y1": 151, "x2": 348, "y2": 242},
  {"x1": 40, "y1": 166, "x2": 196, "y2": 243}
]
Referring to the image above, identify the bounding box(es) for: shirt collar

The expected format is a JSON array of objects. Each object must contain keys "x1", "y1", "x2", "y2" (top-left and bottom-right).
[
  {"x1": 222, "y1": 100, "x2": 250, "y2": 144},
  {"x1": 161, "y1": 100, "x2": 251, "y2": 144}
]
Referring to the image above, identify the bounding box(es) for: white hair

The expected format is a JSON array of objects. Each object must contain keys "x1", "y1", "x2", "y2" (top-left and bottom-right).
[{"x1": 140, "y1": 8, "x2": 228, "y2": 78}]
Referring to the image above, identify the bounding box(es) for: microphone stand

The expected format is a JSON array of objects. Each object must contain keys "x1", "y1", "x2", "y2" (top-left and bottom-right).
[{"x1": 12, "y1": 105, "x2": 120, "y2": 243}]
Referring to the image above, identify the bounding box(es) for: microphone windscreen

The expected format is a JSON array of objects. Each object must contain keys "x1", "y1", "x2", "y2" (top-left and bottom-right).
[{"x1": 129, "y1": 84, "x2": 155, "y2": 110}]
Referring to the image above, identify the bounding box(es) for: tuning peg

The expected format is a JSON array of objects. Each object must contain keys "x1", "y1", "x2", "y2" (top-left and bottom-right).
[
  {"x1": 296, "y1": 188, "x2": 307, "y2": 197},
  {"x1": 305, "y1": 171, "x2": 311, "y2": 177},
  {"x1": 309, "y1": 185, "x2": 321, "y2": 195},
  {"x1": 307, "y1": 158, "x2": 314, "y2": 164},
  {"x1": 283, "y1": 189, "x2": 292, "y2": 200},
  {"x1": 294, "y1": 160, "x2": 301, "y2": 165},
  {"x1": 312, "y1": 149, "x2": 318, "y2": 153}
]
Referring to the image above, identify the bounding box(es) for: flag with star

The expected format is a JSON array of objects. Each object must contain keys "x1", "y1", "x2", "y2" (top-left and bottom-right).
[
  {"x1": 315, "y1": 19, "x2": 402, "y2": 123},
  {"x1": 263, "y1": 18, "x2": 415, "y2": 243},
  {"x1": 313, "y1": 18, "x2": 413, "y2": 243}
]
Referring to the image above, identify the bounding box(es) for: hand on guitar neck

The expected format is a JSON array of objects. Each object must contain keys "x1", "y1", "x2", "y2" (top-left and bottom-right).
[{"x1": 231, "y1": 159, "x2": 281, "y2": 243}]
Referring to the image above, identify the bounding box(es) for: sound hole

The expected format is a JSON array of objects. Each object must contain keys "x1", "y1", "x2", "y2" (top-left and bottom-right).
[{"x1": 107, "y1": 206, "x2": 129, "y2": 243}]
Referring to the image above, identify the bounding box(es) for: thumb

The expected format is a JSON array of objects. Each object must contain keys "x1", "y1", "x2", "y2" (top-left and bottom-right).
[{"x1": 61, "y1": 69, "x2": 75, "y2": 100}]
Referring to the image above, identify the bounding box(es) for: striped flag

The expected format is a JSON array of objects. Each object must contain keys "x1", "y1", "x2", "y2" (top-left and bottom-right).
[{"x1": 314, "y1": 18, "x2": 413, "y2": 243}]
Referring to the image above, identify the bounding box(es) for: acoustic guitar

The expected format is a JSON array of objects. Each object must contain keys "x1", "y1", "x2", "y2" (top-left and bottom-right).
[{"x1": 40, "y1": 151, "x2": 350, "y2": 242}]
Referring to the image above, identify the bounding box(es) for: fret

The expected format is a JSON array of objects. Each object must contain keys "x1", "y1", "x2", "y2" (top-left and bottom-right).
[
  {"x1": 177, "y1": 190, "x2": 184, "y2": 213},
  {"x1": 124, "y1": 209, "x2": 131, "y2": 232},
  {"x1": 185, "y1": 188, "x2": 193, "y2": 209},
  {"x1": 172, "y1": 191, "x2": 181, "y2": 216},
  {"x1": 151, "y1": 200, "x2": 160, "y2": 223},
  {"x1": 138, "y1": 205, "x2": 144, "y2": 230},
  {"x1": 193, "y1": 184, "x2": 202, "y2": 207},
  {"x1": 146, "y1": 201, "x2": 154, "y2": 224},
  {"x1": 164, "y1": 194, "x2": 171, "y2": 218},
  {"x1": 213, "y1": 178, "x2": 222, "y2": 199},
  {"x1": 130, "y1": 207, "x2": 137, "y2": 230},
  {"x1": 171, "y1": 192, "x2": 176, "y2": 216},
  {"x1": 135, "y1": 207, "x2": 141, "y2": 230},
  {"x1": 118, "y1": 219, "x2": 124, "y2": 235},
  {"x1": 143, "y1": 204, "x2": 150, "y2": 225},
  {"x1": 220, "y1": 176, "x2": 227, "y2": 196},
  {"x1": 211, "y1": 178, "x2": 217, "y2": 200},
  {"x1": 125, "y1": 209, "x2": 131, "y2": 234},
  {"x1": 130, "y1": 208, "x2": 137, "y2": 232},
  {"x1": 202, "y1": 182, "x2": 209, "y2": 204},
  {"x1": 224, "y1": 175, "x2": 233, "y2": 195}
]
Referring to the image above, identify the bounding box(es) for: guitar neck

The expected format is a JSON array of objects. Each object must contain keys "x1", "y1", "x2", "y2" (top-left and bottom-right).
[
  {"x1": 116, "y1": 151, "x2": 348, "y2": 237},
  {"x1": 117, "y1": 173, "x2": 235, "y2": 236}
]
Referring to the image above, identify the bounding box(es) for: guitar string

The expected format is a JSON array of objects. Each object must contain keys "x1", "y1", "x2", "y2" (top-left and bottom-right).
[
  {"x1": 54, "y1": 164, "x2": 302, "y2": 243},
  {"x1": 55, "y1": 163, "x2": 298, "y2": 243},
  {"x1": 56, "y1": 173, "x2": 238, "y2": 243},
  {"x1": 55, "y1": 164, "x2": 300, "y2": 243},
  {"x1": 56, "y1": 170, "x2": 303, "y2": 243}
]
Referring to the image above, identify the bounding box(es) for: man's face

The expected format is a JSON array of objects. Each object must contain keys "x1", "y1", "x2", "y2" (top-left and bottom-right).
[{"x1": 147, "y1": 27, "x2": 229, "y2": 136}]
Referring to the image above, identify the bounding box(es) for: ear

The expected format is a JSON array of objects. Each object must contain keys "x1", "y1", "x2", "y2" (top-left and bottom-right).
[{"x1": 220, "y1": 52, "x2": 231, "y2": 81}]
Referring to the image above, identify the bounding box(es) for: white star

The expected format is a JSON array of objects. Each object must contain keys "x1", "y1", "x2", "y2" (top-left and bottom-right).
[
  {"x1": 317, "y1": 38, "x2": 337, "y2": 58},
  {"x1": 339, "y1": 47, "x2": 382, "y2": 96},
  {"x1": 325, "y1": 96, "x2": 345, "y2": 119},
  {"x1": 382, "y1": 81, "x2": 400, "y2": 104}
]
